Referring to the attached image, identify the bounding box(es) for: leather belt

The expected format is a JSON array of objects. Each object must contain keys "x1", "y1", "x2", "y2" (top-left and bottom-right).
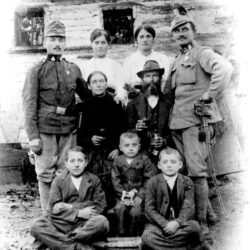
[{"x1": 39, "y1": 104, "x2": 66, "y2": 115}]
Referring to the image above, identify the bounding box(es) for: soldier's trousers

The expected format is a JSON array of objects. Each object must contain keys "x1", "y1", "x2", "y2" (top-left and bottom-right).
[
  {"x1": 171, "y1": 126, "x2": 212, "y2": 177},
  {"x1": 141, "y1": 221, "x2": 200, "y2": 250},
  {"x1": 35, "y1": 133, "x2": 76, "y2": 215},
  {"x1": 30, "y1": 215, "x2": 109, "y2": 250}
]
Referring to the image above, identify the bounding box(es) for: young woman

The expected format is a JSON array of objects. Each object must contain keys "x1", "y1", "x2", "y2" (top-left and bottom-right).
[
  {"x1": 81, "y1": 29, "x2": 125, "y2": 100},
  {"x1": 122, "y1": 24, "x2": 172, "y2": 88}
]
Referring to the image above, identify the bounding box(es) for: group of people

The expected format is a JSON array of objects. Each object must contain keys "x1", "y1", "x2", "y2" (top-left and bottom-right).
[{"x1": 22, "y1": 8, "x2": 232, "y2": 250}]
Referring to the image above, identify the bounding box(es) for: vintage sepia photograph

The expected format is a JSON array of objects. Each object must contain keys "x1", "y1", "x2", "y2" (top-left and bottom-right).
[{"x1": 0, "y1": 0, "x2": 249, "y2": 249}]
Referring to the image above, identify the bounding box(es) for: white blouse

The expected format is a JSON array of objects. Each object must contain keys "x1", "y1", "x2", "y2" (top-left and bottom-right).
[{"x1": 81, "y1": 57, "x2": 125, "y2": 99}]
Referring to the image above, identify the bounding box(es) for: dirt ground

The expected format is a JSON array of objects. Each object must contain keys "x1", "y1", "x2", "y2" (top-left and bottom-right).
[{"x1": 0, "y1": 172, "x2": 248, "y2": 250}]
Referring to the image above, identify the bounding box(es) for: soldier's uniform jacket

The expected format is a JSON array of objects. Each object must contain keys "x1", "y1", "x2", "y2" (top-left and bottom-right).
[
  {"x1": 168, "y1": 41, "x2": 232, "y2": 130},
  {"x1": 22, "y1": 57, "x2": 89, "y2": 141},
  {"x1": 112, "y1": 153, "x2": 156, "y2": 202},
  {"x1": 145, "y1": 173, "x2": 194, "y2": 229}
]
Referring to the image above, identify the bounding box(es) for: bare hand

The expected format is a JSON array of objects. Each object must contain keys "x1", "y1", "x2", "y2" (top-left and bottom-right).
[
  {"x1": 136, "y1": 120, "x2": 147, "y2": 131},
  {"x1": 200, "y1": 92, "x2": 211, "y2": 101},
  {"x1": 151, "y1": 136, "x2": 163, "y2": 148},
  {"x1": 53, "y1": 202, "x2": 73, "y2": 214},
  {"x1": 133, "y1": 196, "x2": 142, "y2": 207},
  {"x1": 113, "y1": 95, "x2": 121, "y2": 104},
  {"x1": 163, "y1": 221, "x2": 180, "y2": 235},
  {"x1": 77, "y1": 206, "x2": 97, "y2": 219},
  {"x1": 29, "y1": 139, "x2": 43, "y2": 155},
  {"x1": 91, "y1": 135, "x2": 105, "y2": 146},
  {"x1": 108, "y1": 149, "x2": 119, "y2": 160}
]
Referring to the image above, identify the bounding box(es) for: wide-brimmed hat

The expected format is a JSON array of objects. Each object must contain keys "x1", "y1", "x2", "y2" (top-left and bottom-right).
[
  {"x1": 44, "y1": 20, "x2": 66, "y2": 37},
  {"x1": 137, "y1": 60, "x2": 165, "y2": 78},
  {"x1": 171, "y1": 14, "x2": 195, "y2": 32}
]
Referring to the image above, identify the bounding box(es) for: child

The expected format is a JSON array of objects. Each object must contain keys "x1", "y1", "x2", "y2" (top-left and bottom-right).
[
  {"x1": 141, "y1": 147, "x2": 201, "y2": 250},
  {"x1": 112, "y1": 132, "x2": 156, "y2": 236},
  {"x1": 30, "y1": 146, "x2": 109, "y2": 250}
]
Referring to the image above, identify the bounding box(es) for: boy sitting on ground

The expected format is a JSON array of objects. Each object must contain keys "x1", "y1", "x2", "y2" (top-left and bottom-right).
[
  {"x1": 30, "y1": 146, "x2": 109, "y2": 250},
  {"x1": 111, "y1": 132, "x2": 156, "y2": 236},
  {"x1": 141, "y1": 147, "x2": 201, "y2": 250}
]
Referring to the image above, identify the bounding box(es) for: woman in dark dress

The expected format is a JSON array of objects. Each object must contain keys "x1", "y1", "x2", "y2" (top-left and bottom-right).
[{"x1": 76, "y1": 71, "x2": 126, "y2": 209}]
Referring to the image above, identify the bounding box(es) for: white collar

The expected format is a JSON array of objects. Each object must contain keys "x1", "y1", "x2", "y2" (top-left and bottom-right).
[
  {"x1": 71, "y1": 175, "x2": 82, "y2": 191},
  {"x1": 163, "y1": 174, "x2": 178, "y2": 190}
]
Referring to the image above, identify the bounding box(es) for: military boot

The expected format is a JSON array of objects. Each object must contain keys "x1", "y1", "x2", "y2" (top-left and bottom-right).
[
  {"x1": 192, "y1": 177, "x2": 210, "y2": 239},
  {"x1": 207, "y1": 201, "x2": 219, "y2": 225}
]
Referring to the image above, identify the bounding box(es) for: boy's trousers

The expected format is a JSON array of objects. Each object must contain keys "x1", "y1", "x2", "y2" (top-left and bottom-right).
[
  {"x1": 114, "y1": 202, "x2": 143, "y2": 236},
  {"x1": 30, "y1": 215, "x2": 109, "y2": 250},
  {"x1": 141, "y1": 221, "x2": 200, "y2": 250}
]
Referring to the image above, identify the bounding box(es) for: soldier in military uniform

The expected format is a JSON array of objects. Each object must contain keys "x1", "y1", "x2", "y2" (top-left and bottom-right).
[
  {"x1": 22, "y1": 21, "x2": 89, "y2": 216},
  {"x1": 166, "y1": 9, "x2": 233, "y2": 240}
]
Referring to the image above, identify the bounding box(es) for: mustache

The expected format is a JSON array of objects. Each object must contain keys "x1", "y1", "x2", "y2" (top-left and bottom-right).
[
  {"x1": 178, "y1": 36, "x2": 187, "y2": 40},
  {"x1": 53, "y1": 46, "x2": 61, "y2": 50}
]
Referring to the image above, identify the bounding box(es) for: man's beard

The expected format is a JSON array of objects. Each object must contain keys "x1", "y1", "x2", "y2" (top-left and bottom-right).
[{"x1": 144, "y1": 83, "x2": 160, "y2": 97}]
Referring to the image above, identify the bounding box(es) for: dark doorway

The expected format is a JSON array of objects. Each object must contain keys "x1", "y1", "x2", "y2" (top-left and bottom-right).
[{"x1": 103, "y1": 9, "x2": 134, "y2": 44}]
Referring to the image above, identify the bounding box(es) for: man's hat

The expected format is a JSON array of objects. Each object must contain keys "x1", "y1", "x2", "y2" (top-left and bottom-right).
[
  {"x1": 171, "y1": 14, "x2": 195, "y2": 32},
  {"x1": 137, "y1": 60, "x2": 165, "y2": 78},
  {"x1": 170, "y1": 6, "x2": 195, "y2": 32},
  {"x1": 44, "y1": 21, "x2": 66, "y2": 37}
]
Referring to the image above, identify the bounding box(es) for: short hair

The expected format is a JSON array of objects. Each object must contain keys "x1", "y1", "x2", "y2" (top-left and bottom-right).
[
  {"x1": 87, "y1": 70, "x2": 108, "y2": 85},
  {"x1": 134, "y1": 24, "x2": 156, "y2": 42},
  {"x1": 90, "y1": 28, "x2": 111, "y2": 43},
  {"x1": 159, "y1": 147, "x2": 183, "y2": 162},
  {"x1": 65, "y1": 146, "x2": 89, "y2": 161},
  {"x1": 119, "y1": 131, "x2": 140, "y2": 145}
]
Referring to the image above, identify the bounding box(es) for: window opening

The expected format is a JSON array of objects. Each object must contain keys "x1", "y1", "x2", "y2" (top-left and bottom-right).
[
  {"x1": 15, "y1": 8, "x2": 44, "y2": 47},
  {"x1": 103, "y1": 8, "x2": 134, "y2": 44}
]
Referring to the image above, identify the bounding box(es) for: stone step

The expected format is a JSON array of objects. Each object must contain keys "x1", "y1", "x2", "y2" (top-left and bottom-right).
[{"x1": 92, "y1": 237, "x2": 141, "y2": 249}]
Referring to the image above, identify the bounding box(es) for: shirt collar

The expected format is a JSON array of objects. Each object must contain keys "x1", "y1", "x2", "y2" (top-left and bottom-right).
[
  {"x1": 179, "y1": 43, "x2": 193, "y2": 54},
  {"x1": 163, "y1": 173, "x2": 178, "y2": 183},
  {"x1": 47, "y1": 54, "x2": 62, "y2": 61}
]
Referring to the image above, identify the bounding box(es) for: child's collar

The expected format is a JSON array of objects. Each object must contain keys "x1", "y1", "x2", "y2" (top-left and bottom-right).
[{"x1": 163, "y1": 173, "x2": 179, "y2": 180}]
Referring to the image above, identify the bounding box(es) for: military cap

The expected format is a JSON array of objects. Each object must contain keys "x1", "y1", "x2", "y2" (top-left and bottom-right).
[
  {"x1": 137, "y1": 60, "x2": 165, "y2": 78},
  {"x1": 171, "y1": 14, "x2": 195, "y2": 32},
  {"x1": 44, "y1": 20, "x2": 66, "y2": 37}
]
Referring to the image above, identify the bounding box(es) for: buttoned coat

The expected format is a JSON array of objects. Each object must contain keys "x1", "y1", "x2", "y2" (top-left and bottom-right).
[
  {"x1": 48, "y1": 170, "x2": 106, "y2": 233},
  {"x1": 145, "y1": 173, "x2": 194, "y2": 229},
  {"x1": 22, "y1": 58, "x2": 89, "y2": 141},
  {"x1": 112, "y1": 153, "x2": 156, "y2": 202}
]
